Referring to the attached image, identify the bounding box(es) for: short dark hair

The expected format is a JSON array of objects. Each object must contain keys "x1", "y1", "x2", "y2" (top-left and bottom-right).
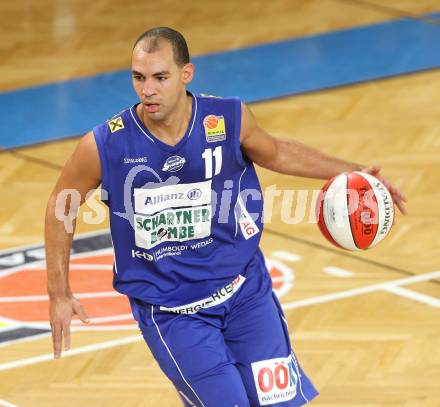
[{"x1": 133, "y1": 27, "x2": 190, "y2": 66}]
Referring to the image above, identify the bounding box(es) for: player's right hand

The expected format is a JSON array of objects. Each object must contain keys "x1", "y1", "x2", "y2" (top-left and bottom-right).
[{"x1": 49, "y1": 296, "x2": 89, "y2": 359}]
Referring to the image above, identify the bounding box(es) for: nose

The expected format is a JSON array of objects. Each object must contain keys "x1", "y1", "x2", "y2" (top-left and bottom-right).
[{"x1": 142, "y1": 78, "x2": 157, "y2": 98}]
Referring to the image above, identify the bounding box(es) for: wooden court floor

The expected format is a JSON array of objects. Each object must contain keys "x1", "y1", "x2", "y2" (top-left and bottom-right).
[{"x1": 1, "y1": 0, "x2": 440, "y2": 406}]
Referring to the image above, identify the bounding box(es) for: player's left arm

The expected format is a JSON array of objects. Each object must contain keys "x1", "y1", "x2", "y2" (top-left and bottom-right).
[{"x1": 239, "y1": 102, "x2": 407, "y2": 214}]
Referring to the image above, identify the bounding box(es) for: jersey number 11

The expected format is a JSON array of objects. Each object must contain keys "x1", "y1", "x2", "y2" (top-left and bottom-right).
[{"x1": 202, "y1": 146, "x2": 222, "y2": 179}]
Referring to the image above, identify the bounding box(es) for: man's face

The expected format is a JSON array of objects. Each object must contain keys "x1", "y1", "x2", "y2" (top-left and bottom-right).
[{"x1": 131, "y1": 39, "x2": 193, "y2": 121}]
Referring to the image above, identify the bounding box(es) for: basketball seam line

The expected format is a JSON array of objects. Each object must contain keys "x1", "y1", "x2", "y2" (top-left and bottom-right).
[{"x1": 346, "y1": 175, "x2": 360, "y2": 250}]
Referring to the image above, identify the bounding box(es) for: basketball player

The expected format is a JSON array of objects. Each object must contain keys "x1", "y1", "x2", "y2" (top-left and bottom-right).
[{"x1": 45, "y1": 27, "x2": 406, "y2": 406}]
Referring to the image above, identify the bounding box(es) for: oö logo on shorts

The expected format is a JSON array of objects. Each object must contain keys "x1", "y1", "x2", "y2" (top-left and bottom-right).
[{"x1": 251, "y1": 355, "x2": 298, "y2": 405}]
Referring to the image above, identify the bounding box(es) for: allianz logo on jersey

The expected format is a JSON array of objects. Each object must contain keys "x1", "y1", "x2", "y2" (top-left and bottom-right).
[
  {"x1": 144, "y1": 188, "x2": 202, "y2": 206},
  {"x1": 134, "y1": 180, "x2": 211, "y2": 215},
  {"x1": 162, "y1": 155, "x2": 186, "y2": 172}
]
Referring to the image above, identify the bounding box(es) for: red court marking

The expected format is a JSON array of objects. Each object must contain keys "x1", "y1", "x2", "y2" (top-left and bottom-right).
[
  {"x1": 70, "y1": 254, "x2": 113, "y2": 265},
  {"x1": 0, "y1": 253, "x2": 292, "y2": 327},
  {"x1": 0, "y1": 268, "x2": 113, "y2": 296},
  {"x1": 0, "y1": 296, "x2": 132, "y2": 322},
  {"x1": 271, "y1": 267, "x2": 283, "y2": 290}
]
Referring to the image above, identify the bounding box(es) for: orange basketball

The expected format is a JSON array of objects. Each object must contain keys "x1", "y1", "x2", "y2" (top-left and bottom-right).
[
  {"x1": 316, "y1": 172, "x2": 394, "y2": 251},
  {"x1": 203, "y1": 115, "x2": 218, "y2": 129}
]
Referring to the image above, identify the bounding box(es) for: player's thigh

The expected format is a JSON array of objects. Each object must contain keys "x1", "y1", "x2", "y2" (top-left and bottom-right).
[
  {"x1": 225, "y1": 290, "x2": 318, "y2": 406},
  {"x1": 132, "y1": 301, "x2": 250, "y2": 407}
]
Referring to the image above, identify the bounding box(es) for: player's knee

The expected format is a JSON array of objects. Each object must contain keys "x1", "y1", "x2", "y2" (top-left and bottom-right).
[
  {"x1": 188, "y1": 365, "x2": 251, "y2": 407},
  {"x1": 176, "y1": 379, "x2": 250, "y2": 407}
]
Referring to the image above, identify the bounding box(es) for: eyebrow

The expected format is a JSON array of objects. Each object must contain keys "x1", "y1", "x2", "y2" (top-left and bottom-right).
[
  {"x1": 131, "y1": 70, "x2": 170, "y2": 77},
  {"x1": 153, "y1": 71, "x2": 170, "y2": 77}
]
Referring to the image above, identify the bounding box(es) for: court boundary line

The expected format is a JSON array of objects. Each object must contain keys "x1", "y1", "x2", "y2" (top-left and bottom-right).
[
  {"x1": 1, "y1": 148, "x2": 63, "y2": 171},
  {"x1": 3, "y1": 226, "x2": 434, "y2": 289},
  {"x1": 0, "y1": 270, "x2": 438, "y2": 372},
  {"x1": 264, "y1": 228, "x2": 440, "y2": 284},
  {"x1": 0, "y1": 245, "x2": 114, "y2": 279},
  {"x1": 6, "y1": 67, "x2": 440, "y2": 152},
  {"x1": 0, "y1": 332, "x2": 53, "y2": 348},
  {"x1": 2, "y1": 7, "x2": 440, "y2": 150},
  {"x1": 0, "y1": 314, "x2": 135, "y2": 329},
  {"x1": 0, "y1": 325, "x2": 140, "y2": 349},
  {"x1": 334, "y1": 0, "x2": 440, "y2": 26},
  {"x1": 383, "y1": 286, "x2": 440, "y2": 307},
  {"x1": 283, "y1": 270, "x2": 440, "y2": 309},
  {"x1": 0, "y1": 291, "x2": 122, "y2": 303},
  {"x1": 0, "y1": 334, "x2": 142, "y2": 372},
  {"x1": 0, "y1": 229, "x2": 110, "y2": 255},
  {"x1": 0, "y1": 399, "x2": 19, "y2": 407}
]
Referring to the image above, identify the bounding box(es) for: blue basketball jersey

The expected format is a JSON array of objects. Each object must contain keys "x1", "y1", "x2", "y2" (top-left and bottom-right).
[{"x1": 93, "y1": 92, "x2": 264, "y2": 306}]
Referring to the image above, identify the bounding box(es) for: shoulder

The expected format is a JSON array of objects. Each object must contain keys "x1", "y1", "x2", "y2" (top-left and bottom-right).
[
  {"x1": 93, "y1": 106, "x2": 133, "y2": 138},
  {"x1": 240, "y1": 102, "x2": 258, "y2": 143},
  {"x1": 195, "y1": 92, "x2": 241, "y2": 106},
  {"x1": 194, "y1": 93, "x2": 242, "y2": 125},
  {"x1": 75, "y1": 131, "x2": 99, "y2": 160}
]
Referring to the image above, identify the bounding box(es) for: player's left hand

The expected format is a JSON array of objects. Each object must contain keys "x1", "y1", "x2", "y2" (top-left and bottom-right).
[{"x1": 361, "y1": 165, "x2": 407, "y2": 215}]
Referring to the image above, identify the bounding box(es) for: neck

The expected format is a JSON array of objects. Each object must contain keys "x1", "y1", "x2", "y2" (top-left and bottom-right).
[{"x1": 138, "y1": 91, "x2": 193, "y2": 146}]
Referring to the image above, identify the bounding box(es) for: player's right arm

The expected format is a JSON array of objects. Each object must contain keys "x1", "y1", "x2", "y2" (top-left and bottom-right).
[
  {"x1": 239, "y1": 103, "x2": 407, "y2": 214},
  {"x1": 45, "y1": 131, "x2": 101, "y2": 359}
]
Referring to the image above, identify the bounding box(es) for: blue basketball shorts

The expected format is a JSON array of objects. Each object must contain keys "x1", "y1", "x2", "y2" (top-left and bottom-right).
[{"x1": 129, "y1": 251, "x2": 318, "y2": 406}]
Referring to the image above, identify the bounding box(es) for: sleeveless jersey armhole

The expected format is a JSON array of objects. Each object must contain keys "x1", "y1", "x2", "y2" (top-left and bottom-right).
[
  {"x1": 93, "y1": 126, "x2": 110, "y2": 205},
  {"x1": 232, "y1": 97, "x2": 246, "y2": 168}
]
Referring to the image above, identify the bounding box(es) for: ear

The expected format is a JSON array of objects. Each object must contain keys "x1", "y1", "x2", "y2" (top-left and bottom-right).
[{"x1": 182, "y1": 63, "x2": 194, "y2": 85}]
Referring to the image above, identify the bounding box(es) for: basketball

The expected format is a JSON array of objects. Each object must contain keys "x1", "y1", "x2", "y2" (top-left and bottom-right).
[{"x1": 316, "y1": 171, "x2": 394, "y2": 251}]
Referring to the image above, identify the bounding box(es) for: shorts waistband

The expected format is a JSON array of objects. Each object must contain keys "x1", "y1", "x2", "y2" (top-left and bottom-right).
[{"x1": 159, "y1": 274, "x2": 246, "y2": 315}]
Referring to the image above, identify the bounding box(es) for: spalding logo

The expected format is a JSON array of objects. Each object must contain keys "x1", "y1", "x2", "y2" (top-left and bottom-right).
[
  {"x1": 374, "y1": 181, "x2": 394, "y2": 235},
  {"x1": 162, "y1": 156, "x2": 186, "y2": 172}
]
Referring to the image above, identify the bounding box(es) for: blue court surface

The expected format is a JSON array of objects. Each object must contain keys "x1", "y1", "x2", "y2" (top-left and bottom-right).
[{"x1": 1, "y1": 13, "x2": 439, "y2": 149}]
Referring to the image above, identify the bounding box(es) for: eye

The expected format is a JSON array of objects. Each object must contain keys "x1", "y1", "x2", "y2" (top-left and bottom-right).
[
  {"x1": 157, "y1": 76, "x2": 167, "y2": 82},
  {"x1": 132, "y1": 75, "x2": 144, "y2": 81}
]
